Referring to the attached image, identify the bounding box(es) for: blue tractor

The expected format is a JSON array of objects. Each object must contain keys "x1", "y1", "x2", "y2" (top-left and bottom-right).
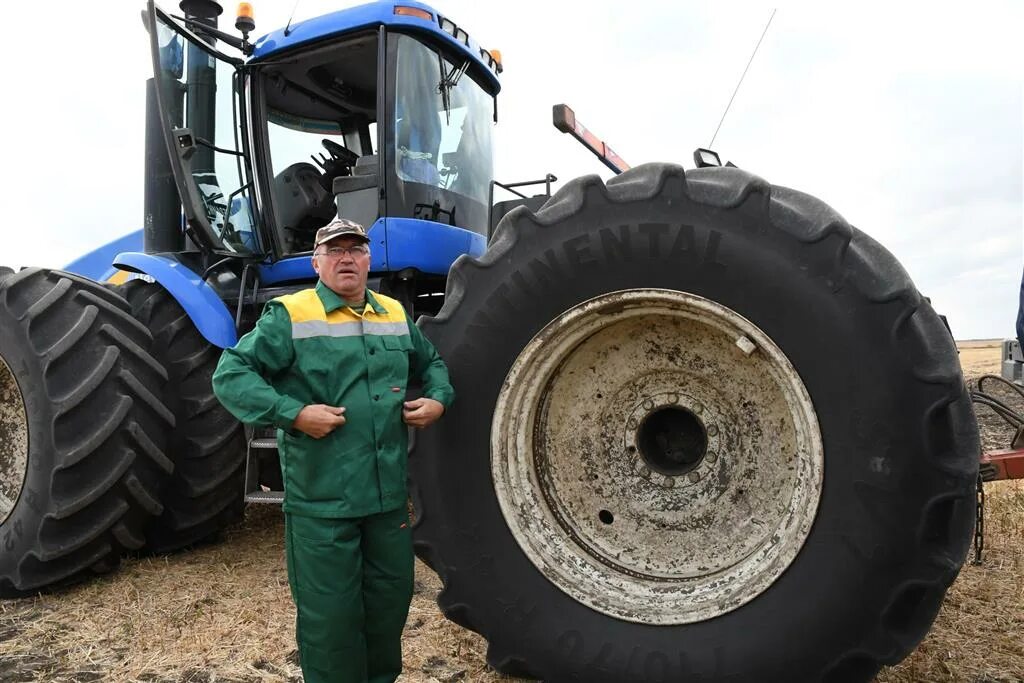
[{"x1": 0, "y1": 2, "x2": 981, "y2": 680}]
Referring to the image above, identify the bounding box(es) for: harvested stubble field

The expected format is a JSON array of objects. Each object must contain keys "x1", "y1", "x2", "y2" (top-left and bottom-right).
[{"x1": 1, "y1": 342, "x2": 1022, "y2": 683}]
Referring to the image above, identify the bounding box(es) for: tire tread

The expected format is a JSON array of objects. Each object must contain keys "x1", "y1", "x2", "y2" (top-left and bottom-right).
[
  {"x1": 0, "y1": 268, "x2": 171, "y2": 596},
  {"x1": 116, "y1": 280, "x2": 246, "y2": 554}
]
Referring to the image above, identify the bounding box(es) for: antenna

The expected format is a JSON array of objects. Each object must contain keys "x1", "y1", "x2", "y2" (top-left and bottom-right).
[
  {"x1": 709, "y1": 8, "x2": 777, "y2": 149},
  {"x1": 284, "y1": 0, "x2": 301, "y2": 36}
]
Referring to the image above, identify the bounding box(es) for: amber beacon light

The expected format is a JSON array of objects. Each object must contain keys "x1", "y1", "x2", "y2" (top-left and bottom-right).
[{"x1": 236, "y1": 2, "x2": 255, "y2": 36}]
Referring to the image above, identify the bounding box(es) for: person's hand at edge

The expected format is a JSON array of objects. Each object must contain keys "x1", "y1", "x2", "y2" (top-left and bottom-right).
[
  {"x1": 293, "y1": 404, "x2": 346, "y2": 438},
  {"x1": 402, "y1": 397, "x2": 444, "y2": 428}
]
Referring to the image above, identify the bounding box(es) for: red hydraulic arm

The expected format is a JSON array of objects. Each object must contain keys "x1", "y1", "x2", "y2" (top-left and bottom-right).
[
  {"x1": 553, "y1": 104, "x2": 630, "y2": 175},
  {"x1": 973, "y1": 375, "x2": 1024, "y2": 482},
  {"x1": 980, "y1": 448, "x2": 1024, "y2": 481}
]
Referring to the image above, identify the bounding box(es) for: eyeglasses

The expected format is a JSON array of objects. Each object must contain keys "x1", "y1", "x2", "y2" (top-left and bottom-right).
[{"x1": 316, "y1": 245, "x2": 369, "y2": 258}]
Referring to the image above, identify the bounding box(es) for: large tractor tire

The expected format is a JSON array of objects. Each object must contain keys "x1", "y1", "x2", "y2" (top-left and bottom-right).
[
  {"x1": 411, "y1": 164, "x2": 979, "y2": 682},
  {"x1": 116, "y1": 279, "x2": 245, "y2": 553},
  {"x1": 0, "y1": 268, "x2": 173, "y2": 596}
]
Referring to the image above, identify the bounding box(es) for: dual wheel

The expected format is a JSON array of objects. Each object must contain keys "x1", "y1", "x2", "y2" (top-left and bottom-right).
[{"x1": 0, "y1": 269, "x2": 243, "y2": 596}]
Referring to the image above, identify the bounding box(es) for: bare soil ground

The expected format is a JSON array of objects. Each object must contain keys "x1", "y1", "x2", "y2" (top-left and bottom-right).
[{"x1": 1, "y1": 342, "x2": 1021, "y2": 683}]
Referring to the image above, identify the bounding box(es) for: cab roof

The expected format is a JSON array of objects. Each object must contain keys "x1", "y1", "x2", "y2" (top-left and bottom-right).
[{"x1": 251, "y1": 0, "x2": 501, "y2": 95}]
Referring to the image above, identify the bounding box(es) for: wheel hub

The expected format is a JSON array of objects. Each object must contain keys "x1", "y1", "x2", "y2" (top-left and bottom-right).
[
  {"x1": 0, "y1": 352, "x2": 29, "y2": 525},
  {"x1": 637, "y1": 405, "x2": 707, "y2": 477},
  {"x1": 492, "y1": 289, "x2": 823, "y2": 624}
]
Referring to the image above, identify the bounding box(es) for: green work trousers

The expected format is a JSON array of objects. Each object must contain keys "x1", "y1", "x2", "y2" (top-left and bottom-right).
[{"x1": 285, "y1": 507, "x2": 414, "y2": 683}]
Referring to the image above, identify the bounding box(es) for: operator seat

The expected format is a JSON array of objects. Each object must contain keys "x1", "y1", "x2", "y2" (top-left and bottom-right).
[
  {"x1": 273, "y1": 162, "x2": 336, "y2": 252},
  {"x1": 333, "y1": 154, "x2": 379, "y2": 229}
]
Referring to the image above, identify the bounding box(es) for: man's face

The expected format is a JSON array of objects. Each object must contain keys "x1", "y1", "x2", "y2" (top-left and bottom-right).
[{"x1": 312, "y1": 236, "x2": 371, "y2": 299}]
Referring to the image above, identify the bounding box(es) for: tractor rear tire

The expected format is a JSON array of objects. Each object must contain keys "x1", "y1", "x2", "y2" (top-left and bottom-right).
[
  {"x1": 0, "y1": 268, "x2": 173, "y2": 596},
  {"x1": 116, "y1": 279, "x2": 245, "y2": 553},
  {"x1": 410, "y1": 164, "x2": 979, "y2": 682}
]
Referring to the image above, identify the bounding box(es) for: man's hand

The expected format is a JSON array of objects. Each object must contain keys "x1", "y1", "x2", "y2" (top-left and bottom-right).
[
  {"x1": 293, "y1": 404, "x2": 346, "y2": 438},
  {"x1": 403, "y1": 397, "x2": 444, "y2": 428}
]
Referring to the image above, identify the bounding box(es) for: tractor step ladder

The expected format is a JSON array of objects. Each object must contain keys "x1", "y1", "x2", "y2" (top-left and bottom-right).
[{"x1": 243, "y1": 427, "x2": 285, "y2": 504}]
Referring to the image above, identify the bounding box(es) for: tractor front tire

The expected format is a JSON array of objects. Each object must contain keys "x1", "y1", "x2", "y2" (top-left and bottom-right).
[
  {"x1": 116, "y1": 279, "x2": 245, "y2": 553},
  {"x1": 0, "y1": 268, "x2": 173, "y2": 596},
  {"x1": 410, "y1": 164, "x2": 979, "y2": 682}
]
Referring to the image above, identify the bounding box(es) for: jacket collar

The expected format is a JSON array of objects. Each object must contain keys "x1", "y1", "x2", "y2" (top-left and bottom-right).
[{"x1": 315, "y1": 280, "x2": 387, "y2": 315}]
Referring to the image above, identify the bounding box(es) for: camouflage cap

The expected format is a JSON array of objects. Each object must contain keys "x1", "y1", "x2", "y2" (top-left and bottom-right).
[{"x1": 314, "y1": 218, "x2": 370, "y2": 248}]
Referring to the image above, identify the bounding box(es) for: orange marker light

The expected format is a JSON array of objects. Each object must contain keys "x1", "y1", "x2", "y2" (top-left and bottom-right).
[
  {"x1": 237, "y1": 2, "x2": 254, "y2": 19},
  {"x1": 489, "y1": 49, "x2": 502, "y2": 66},
  {"x1": 394, "y1": 6, "x2": 433, "y2": 21}
]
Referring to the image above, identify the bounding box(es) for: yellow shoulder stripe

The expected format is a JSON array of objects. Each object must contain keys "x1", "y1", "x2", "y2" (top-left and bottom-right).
[
  {"x1": 277, "y1": 289, "x2": 325, "y2": 324},
  {"x1": 369, "y1": 292, "x2": 409, "y2": 324}
]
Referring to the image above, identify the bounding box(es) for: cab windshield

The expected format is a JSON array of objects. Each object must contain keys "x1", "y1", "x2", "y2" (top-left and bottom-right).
[{"x1": 393, "y1": 34, "x2": 493, "y2": 207}]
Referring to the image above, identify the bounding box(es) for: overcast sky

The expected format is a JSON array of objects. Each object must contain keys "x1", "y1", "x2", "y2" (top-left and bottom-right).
[{"x1": 0, "y1": 1, "x2": 1019, "y2": 339}]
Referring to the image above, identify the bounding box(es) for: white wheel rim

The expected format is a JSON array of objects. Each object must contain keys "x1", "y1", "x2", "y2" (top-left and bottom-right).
[
  {"x1": 491, "y1": 289, "x2": 823, "y2": 624},
  {"x1": 0, "y1": 352, "x2": 29, "y2": 525}
]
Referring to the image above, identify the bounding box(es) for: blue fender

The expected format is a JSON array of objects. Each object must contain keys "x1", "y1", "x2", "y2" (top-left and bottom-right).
[
  {"x1": 64, "y1": 229, "x2": 145, "y2": 281},
  {"x1": 113, "y1": 252, "x2": 238, "y2": 349}
]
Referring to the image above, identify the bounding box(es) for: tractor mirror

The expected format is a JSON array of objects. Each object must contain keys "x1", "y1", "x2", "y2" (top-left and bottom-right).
[{"x1": 693, "y1": 148, "x2": 722, "y2": 168}]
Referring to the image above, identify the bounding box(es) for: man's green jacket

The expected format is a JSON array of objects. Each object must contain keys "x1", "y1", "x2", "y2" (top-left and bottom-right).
[{"x1": 212, "y1": 282, "x2": 454, "y2": 518}]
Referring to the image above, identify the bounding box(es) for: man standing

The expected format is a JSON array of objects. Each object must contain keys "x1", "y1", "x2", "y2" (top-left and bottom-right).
[{"x1": 212, "y1": 218, "x2": 453, "y2": 683}]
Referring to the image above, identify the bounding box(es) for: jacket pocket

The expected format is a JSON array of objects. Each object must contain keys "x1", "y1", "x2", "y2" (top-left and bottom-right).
[
  {"x1": 282, "y1": 433, "x2": 377, "y2": 505},
  {"x1": 381, "y1": 334, "x2": 413, "y2": 351},
  {"x1": 380, "y1": 334, "x2": 412, "y2": 387}
]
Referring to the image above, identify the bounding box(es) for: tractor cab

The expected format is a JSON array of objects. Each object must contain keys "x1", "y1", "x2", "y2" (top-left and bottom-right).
[{"x1": 147, "y1": 1, "x2": 501, "y2": 292}]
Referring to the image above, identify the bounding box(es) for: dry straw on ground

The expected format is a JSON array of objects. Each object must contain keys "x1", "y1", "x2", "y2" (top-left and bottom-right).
[{"x1": 0, "y1": 342, "x2": 1021, "y2": 682}]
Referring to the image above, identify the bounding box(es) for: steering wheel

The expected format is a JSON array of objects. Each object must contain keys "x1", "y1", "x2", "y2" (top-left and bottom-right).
[{"x1": 322, "y1": 138, "x2": 360, "y2": 167}]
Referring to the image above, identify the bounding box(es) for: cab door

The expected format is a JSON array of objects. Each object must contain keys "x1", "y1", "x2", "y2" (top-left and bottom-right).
[{"x1": 145, "y1": 1, "x2": 261, "y2": 256}]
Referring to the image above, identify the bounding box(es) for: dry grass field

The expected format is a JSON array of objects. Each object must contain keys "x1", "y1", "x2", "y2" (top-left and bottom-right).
[{"x1": 1, "y1": 341, "x2": 1021, "y2": 683}]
